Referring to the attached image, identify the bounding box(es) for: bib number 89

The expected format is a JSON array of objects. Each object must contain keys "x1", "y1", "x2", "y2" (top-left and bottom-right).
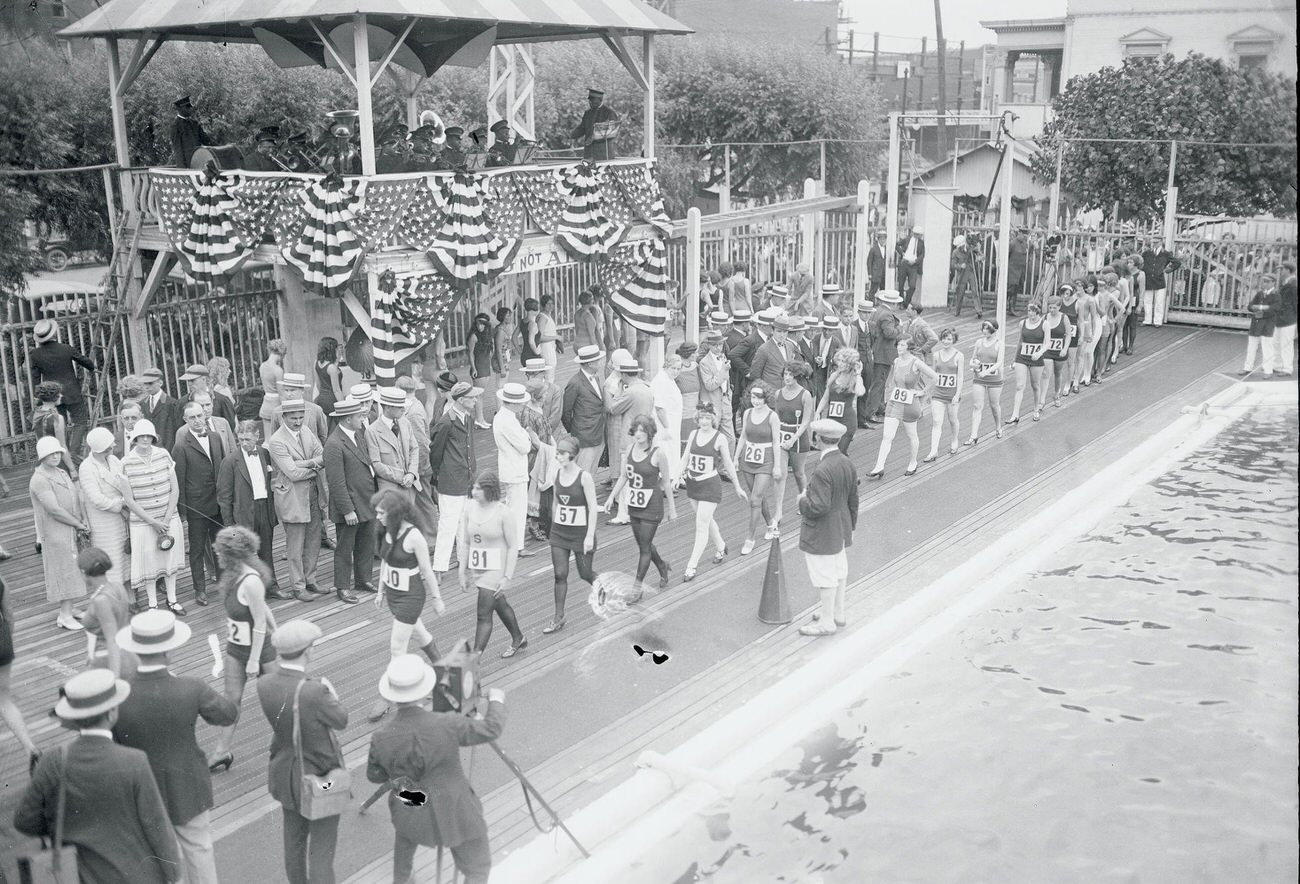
[{"x1": 890, "y1": 388, "x2": 915, "y2": 405}]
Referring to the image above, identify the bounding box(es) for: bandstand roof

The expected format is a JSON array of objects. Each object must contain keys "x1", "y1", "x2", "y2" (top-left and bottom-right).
[{"x1": 60, "y1": 0, "x2": 693, "y2": 44}]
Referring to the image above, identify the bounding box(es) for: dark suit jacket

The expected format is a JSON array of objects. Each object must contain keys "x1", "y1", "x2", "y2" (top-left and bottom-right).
[
  {"x1": 748, "y1": 337, "x2": 793, "y2": 390},
  {"x1": 561, "y1": 370, "x2": 607, "y2": 448},
  {"x1": 853, "y1": 320, "x2": 873, "y2": 366},
  {"x1": 867, "y1": 244, "x2": 887, "y2": 290},
  {"x1": 113, "y1": 668, "x2": 239, "y2": 825},
  {"x1": 366, "y1": 702, "x2": 506, "y2": 848},
  {"x1": 142, "y1": 393, "x2": 183, "y2": 452},
  {"x1": 257, "y1": 667, "x2": 349, "y2": 813},
  {"x1": 868, "y1": 307, "x2": 901, "y2": 365},
  {"x1": 217, "y1": 446, "x2": 278, "y2": 530},
  {"x1": 15, "y1": 734, "x2": 182, "y2": 884},
  {"x1": 726, "y1": 328, "x2": 757, "y2": 382},
  {"x1": 29, "y1": 341, "x2": 95, "y2": 405},
  {"x1": 799, "y1": 448, "x2": 859, "y2": 556},
  {"x1": 428, "y1": 408, "x2": 476, "y2": 496},
  {"x1": 324, "y1": 425, "x2": 379, "y2": 523},
  {"x1": 172, "y1": 429, "x2": 226, "y2": 519}
]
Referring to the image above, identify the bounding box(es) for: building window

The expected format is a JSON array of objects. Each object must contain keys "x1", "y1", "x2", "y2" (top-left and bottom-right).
[
  {"x1": 50, "y1": 1, "x2": 67, "y2": 18},
  {"x1": 1123, "y1": 42, "x2": 1164, "y2": 58},
  {"x1": 1119, "y1": 28, "x2": 1170, "y2": 59},
  {"x1": 1235, "y1": 41, "x2": 1272, "y2": 70}
]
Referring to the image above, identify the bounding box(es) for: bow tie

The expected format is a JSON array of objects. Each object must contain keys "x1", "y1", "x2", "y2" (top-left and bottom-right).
[{"x1": 195, "y1": 431, "x2": 208, "y2": 438}]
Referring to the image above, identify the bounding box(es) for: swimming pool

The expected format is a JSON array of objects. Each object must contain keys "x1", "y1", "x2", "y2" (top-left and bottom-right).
[{"x1": 626, "y1": 407, "x2": 1299, "y2": 884}]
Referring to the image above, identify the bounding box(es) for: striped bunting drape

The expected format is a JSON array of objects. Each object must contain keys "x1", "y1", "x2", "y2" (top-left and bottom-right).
[
  {"x1": 282, "y1": 172, "x2": 365, "y2": 291},
  {"x1": 178, "y1": 167, "x2": 254, "y2": 284},
  {"x1": 605, "y1": 162, "x2": 673, "y2": 237},
  {"x1": 152, "y1": 172, "x2": 199, "y2": 251},
  {"x1": 425, "y1": 171, "x2": 520, "y2": 285},
  {"x1": 371, "y1": 271, "x2": 460, "y2": 381},
  {"x1": 599, "y1": 236, "x2": 669, "y2": 337},
  {"x1": 556, "y1": 160, "x2": 626, "y2": 261}
]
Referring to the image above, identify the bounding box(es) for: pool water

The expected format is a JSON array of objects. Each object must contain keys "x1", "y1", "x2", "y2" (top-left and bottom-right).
[{"x1": 628, "y1": 408, "x2": 1299, "y2": 884}]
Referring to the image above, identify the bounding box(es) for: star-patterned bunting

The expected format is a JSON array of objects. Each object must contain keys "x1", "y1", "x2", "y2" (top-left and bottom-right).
[
  {"x1": 281, "y1": 172, "x2": 365, "y2": 291},
  {"x1": 178, "y1": 166, "x2": 254, "y2": 284},
  {"x1": 555, "y1": 161, "x2": 627, "y2": 262}
]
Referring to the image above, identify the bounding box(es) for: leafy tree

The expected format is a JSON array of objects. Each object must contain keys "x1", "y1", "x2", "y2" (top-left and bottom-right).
[{"x1": 1033, "y1": 53, "x2": 1298, "y2": 218}]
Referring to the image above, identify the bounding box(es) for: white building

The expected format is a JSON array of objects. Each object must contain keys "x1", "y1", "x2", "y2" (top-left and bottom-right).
[{"x1": 981, "y1": 0, "x2": 1297, "y2": 137}]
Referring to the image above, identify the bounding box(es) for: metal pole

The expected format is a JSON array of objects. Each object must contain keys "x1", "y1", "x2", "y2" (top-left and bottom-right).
[
  {"x1": 1049, "y1": 139, "x2": 1065, "y2": 230},
  {"x1": 996, "y1": 130, "x2": 1014, "y2": 357},
  {"x1": 819, "y1": 139, "x2": 827, "y2": 192},
  {"x1": 885, "y1": 113, "x2": 901, "y2": 290},
  {"x1": 901, "y1": 70, "x2": 910, "y2": 117},
  {"x1": 686, "y1": 208, "x2": 702, "y2": 346},
  {"x1": 848, "y1": 30, "x2": 855, "y2": 65}
]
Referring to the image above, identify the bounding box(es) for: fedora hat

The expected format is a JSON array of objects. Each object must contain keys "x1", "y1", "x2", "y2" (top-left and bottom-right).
[
  {"x1": 378, "y1": 654, "x2": 439, "y2": 703},
  {"x1": 329, "y1": 397, "x2": 365, "y2": 418},
  {"x1": 377, "y1": 387, "x2": 408, "y2": 408},
  {"x1": 521, "y1": 358, "x2": 549, "y2": 373},
  {"x1": 55, "y1": 669, "x2": 131, "y2": 720},
  {"x1": 281, "y1": 372, "x2": 308, "y2": 389},
  {"x1": 574, "y1": 344, "x2": 605, "y2": 365},
  {"x1": 127, "y1": 419, "x2": 159, "y2": 446},
  {"x1": 116, "y1": 609, "x2": 192, "y2": 655},
  {"x1": 33, "y1": 318, "x2": 58, "y2": 343},
  {"x1": 876, "y1": 289, "x2": 903, "y2": 304},
  {"x1": 498, "y1": 382, "x2": 529, "y2": 404},
  {"x1": 36, "y1": 436, "x2": 66, "y2": 461}
]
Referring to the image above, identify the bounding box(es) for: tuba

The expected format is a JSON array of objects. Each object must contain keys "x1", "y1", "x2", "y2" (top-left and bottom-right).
[{"x1": 418, "y1": 110, "x2": 447, "y2": 146}]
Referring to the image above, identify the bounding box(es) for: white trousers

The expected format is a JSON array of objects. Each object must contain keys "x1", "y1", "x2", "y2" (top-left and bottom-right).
[
  {"x1": 433, "y1": 493, "x2": 466, "y2": 571},
  {"x1": 1142, "y1": 287, "x2": 1168, "y2": 326},
  {"x1": 1244, "y1": 335, "x2": 1275, "y2": 375},
  {"x1": 1273, "y1": 323, "x2": 1296, "y2": 374},
  {"x1": 175, "y1": 810, "x2": 219, "y2": 884},
  {"x1": 503, "y1": 480, "x2": 528, "y2": 540}
]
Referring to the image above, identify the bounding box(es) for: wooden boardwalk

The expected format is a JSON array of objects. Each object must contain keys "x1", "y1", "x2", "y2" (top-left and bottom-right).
[{"x1": 0, "y1": 312, "x2": 1223, "y2": 880}]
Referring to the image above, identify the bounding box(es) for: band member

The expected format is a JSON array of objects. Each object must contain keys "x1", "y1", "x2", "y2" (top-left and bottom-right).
[
  {"x1": 243, "y1": 127, "x2": 282, "y2": 172},
  {"x1": 486, "y1": 120, "x2": 517, "y2": 167},
  {"x1": 569, "y1": 88, "x2": 619, "y2": 161},
  {"x1": 436, "y1": 127, "x2": 467, "y2": 171},
  {"x1": 171, "y1": 95, "x2": 213, "y2": 167}
]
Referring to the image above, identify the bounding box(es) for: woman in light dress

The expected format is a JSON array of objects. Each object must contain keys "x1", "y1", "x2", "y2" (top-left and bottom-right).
[
  {"x1": 29, "y1": 436, "x2": 89, "y2": 630},
  {"x1": 79, "y1": 426, "x2": 131, "y2": 588}
]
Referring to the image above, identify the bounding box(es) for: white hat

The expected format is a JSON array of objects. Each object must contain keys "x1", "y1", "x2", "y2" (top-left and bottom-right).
[
  {"x1": 821, "y1": 282, "x2": 842, "y2": 295},
  {"x1": 377, "y1": 387, "x2": 408, "y2": 408},
  {"x1": 349, "y1": 382, "x2": 375, "y2": 403},
  {"x1": 86, "y1": 426, "x2": 115, "y2": 453},
  {"x1": 497, "y1": 382, "x2": 529, "y2": 404},
  {"x1": 36, "y1": 436, "x2": 67, "y2": 461},
  {"x1": 378, "y1": 654, "x2": 439, "y2": 703},
  {"x1": 912, "y1": 225, "x2": 924, "y2": 235},
  {"x1": 573, "y1": 344, "x2": 605, "y2": 365},
  {"x1": 281, "y1": 372, "x2": 308, "y2": 389},
  {"x1": 55, "y1": 669, "x2": 131, "y2": 720},
  {"x1": 128, "y1": 418, "x2": 159, "y2": 446},
  {"x1": 279, "y1": 398, "x2": 307, "y2": 414},
  {"x1": 615, "y1": 357, "x2": 642, "y2": 374},
  {"x1": 875, "y1": 289, "x2": 903, "y2": 305},
  {"x1": 116, "y1": 609, "x2": 192, "y2": 655},
  {"x1": 34, "y1": 318, "x2": 58, "y2": 343},
  {"x1": 953, "y1": 234, "x2": 967, "y2": 248}
]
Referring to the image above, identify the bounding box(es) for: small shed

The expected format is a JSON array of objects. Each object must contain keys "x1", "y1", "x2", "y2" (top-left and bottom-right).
[{"x1": 910, "y1": 141, "x2": 1052, "y2": 228}]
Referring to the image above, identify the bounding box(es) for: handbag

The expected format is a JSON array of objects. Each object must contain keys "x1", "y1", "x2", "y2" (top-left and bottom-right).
[
  {"x1": 11, "y1": 746, "x2": 79, "y2": 883},
  {"x1": 292, "y1": 679, "x2": 353, "y2": 820}
]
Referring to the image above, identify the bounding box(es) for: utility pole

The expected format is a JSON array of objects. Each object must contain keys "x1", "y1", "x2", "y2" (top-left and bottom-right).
[{"x1": 933, "y1": 0, "x2": 948, "y2": 159}]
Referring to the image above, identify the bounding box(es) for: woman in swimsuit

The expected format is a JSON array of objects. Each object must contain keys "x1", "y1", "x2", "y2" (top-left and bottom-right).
[
  {"x1": 733, "y1": 382, "x2": 785, "y2": 555},
  {"x1": 544, "y1": 439, "x2": 599, "y2": 633},
  {"x1": 1039, "y1": 294, "x2": 1075, "y2": 411},
  {"x1": 817, "y1": 347, "x2": 866, "y2": 455},
  {"x1": 459, "y1": 471, "x2": 527, "y2": 658},
  {"x1": 1007, "y1": 302, "x2": 1048, "y2": 424},
  {"x1": 1074, "y1": 274, "x2": 1102, "y2": 388},
  {"x1": 868, "y1": 337, "x2": 939, "y2": 479},
  {"x1": 924, "y1": 328, "x2": 965, "y2": 462},
  {"x1": 965, "y1": 319, "x2": 1006, "y2": 445},
  {"x1": 773, "y1": 363, "x2": 815, "y2": 515},
  {"x1": 1059, "y1": 283, "x2": 1082, "y2": 394},
  {"x1": 605, "y1": 416, "x2": 677, "y2": 592},
  {"x1": 676, "y1": 403, "x2": 745, "y2": 582}
]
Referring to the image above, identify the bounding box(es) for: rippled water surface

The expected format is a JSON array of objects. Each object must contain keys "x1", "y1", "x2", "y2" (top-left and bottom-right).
[{"x1": 629, "y1": 409, "x2": 1299, "y2": 884}]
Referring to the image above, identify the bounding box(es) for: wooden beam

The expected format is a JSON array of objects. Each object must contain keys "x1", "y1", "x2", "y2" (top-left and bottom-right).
[
  {"x1": 370, "y1": 18, "x2": 417, "y2": 88},
  {"x1": 601, "y1": 32, "x2": 649, "y2": 92},
  {"x1": 354, "y1": 14, "x2": 377, "y2": 176},
  {"x1": 118, "y1": 33, "x2": 165, "y2": 97},
  {"x1": 310, "y1": 20, "x2": 357, "y2": 87},
  {"x1": 133, "y1": 252, "x2": 176, "y2": 319},
  {"x1": 106, "y1": 40, "x2": 131, "y2": 169},
  {"x1": 642, "y1": 34, "x2": 655, "y2": 159},
  {"x1": 341, "y1": 289, "x2": 373, "y2": 335}
]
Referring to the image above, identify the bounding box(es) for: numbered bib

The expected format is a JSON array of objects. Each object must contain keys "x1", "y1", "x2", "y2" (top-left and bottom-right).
[
  {"x1": 890, "y1": 388, "x2": 916, "y2": 405},
  {"x1": 744, "y1": 442, "x2": 770, "y2": 465},
  {"x1": 1019, "y1": 341, "x2": 1045, "y2": 359},
  {"x1": 381, "y1": 562, "x2": 413, "y2": 593},
  {"x1": 468, "y1": 546, "x2": 503, "y2": 571},
  {"x1": 555, "y1": 504, "x2": 587, "y2": 527},
  {"x1": 628, "y1": 487, "x2": 654, "y2": 509},
  {"x1": 937, "y1": 373, "x2": 958, "y2": 389},
  {"x1": 778, "y1": 427, "x2": 797, "y2": 447},
  {"x1": 1049, "y1": 337, "x2": 1065, "y2": 352},
  {"x1": 687, "y1": 453, "x2": 716, "y2": 477},
  {"x1": 227, "y1": 618, "x2": 251, "y2": 646},
  {"x1": 979, "y1": 362, "x2": 997, "y2": 375},
  {"x1": 828, "y1": 400, "x2": 846, "y2": 418}
]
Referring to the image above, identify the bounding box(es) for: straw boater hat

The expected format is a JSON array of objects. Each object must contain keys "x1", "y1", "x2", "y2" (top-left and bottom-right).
[
  {"x1": 788, "y1": 316, "x2": 807, "y2": 332},
  {"x1": 708, "y1": 310, "x2": 732, "y2": 326},
  {"x1": 378, "y1": 655, "x2": 438, "y2": 704},
  {"x1": 55, "y1": 669, "x2": 131, "y2": 721},
  {"x1": 281, "y1": 372, "x2": 308, "y2": 389},
  {"x1": 773, "y1": 314, "x2": 795, "y2": 331},
  {"x1": 116, "y1": 609, "x2": 191, "y2": 656},
  {"x1": 279, "y1": 398, "x2": 306, "y2": 414},
  {"x1": 703, "y1": 330, "x2": 725, "y2": 345},
  {"x1": 329, "y1": 397, "x2": 365, "y2": 418},
  {"x1": 857, "y1": 300, "x2": 876, "y2": 314},
  {"x1": 732, "y1": 307, "x2": 753, "y2": 322},
  {"x1": 755, "y1": 309, "x2": 777, "y2": 327},
  {"x1": 616, "y1": 357, "x2": 643, "y2": 374},
  {"x1": 35, "y1": 436, "x2": 66, "y2": 461},
  {"x1": 875, "y1": 289, "x2": 903, "y2": 305},
  {"x1": 349, "y1": 382, "x2": 375, "y2": 403},
  {"x1": 574, "y1": 344, "x2": 605, "y2": 365},
  {"x1": 521, "y1": 358, "x2": 549, "y2": 373},
  {"x1": 33, "y1": 318, "x2": 59, "y2": 343},
  {"x1": 498, "y1": 382, "x2": 529, "y2": 404},
  {"x1": 272, "y1": 620, "x2": 323, "y2": 656},
  {"x1": 822, "y1": 282, "x2": 842, "y2": 296},
  {"x1": 822, "y1": 314, "x2": 841, "y2": 329},
  {"x1": 127, "y1": 419, "x2": 159, "y2": 446},
  {"x1": 180, "y1": 363, "x2": 209, "y2": 381},
  {"x1": 769, "y1": 284, "x2": 789, "y2": 298},
  {"x1": 809, "y1": 418, "x2": 847, "y2": 442},
  {"x1": 378, "y1": 387, "x2": 407, "y2": 409}
]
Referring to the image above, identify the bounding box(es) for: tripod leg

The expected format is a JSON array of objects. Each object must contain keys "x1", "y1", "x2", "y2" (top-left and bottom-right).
[
  {"x1": 359, "y1": 782, "x2": 388, "y2": 814},
  {"x1": 489, "y1": 742, "x2": 590, "y2": 859}
]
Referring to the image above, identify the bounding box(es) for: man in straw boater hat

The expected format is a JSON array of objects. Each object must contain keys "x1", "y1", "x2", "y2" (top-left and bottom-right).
[
  {"x1": 113, "y1": 610, "x2": 238, "y2": 884},
  {"x1": 797, "y1": 419, "x2": 859, "y2": 637},
  {"x1": 271, "y1": 372, "x2": 329, "y2": 444},
  {"x1": 30, "y1": 316, "x2": 97, "y2": 465},
  {"x1": 268, "y1": 398, "x2": 331, "y2": 603},
  {"x1": 865, "y1": 289, "x2": 904, "y2": 423},
  {"x1": 16, "y1": 668, "x2": 183, "y2": 883},
  {"x1": 493, "y1": 382, "x2": 540, "y2": 556},
  {"x1": 366, "y1": 387, "x2": 422, "y2": 499},
  {"x1": 430, "y1": 382, "x2": 483, "y2": 574},
  {"x1": 560, "y1": 344, "x2": 608, "y2": 475},
  {"x1": 323, "y1": 398, "x2": 379, "y2": 605},
  {"x1": 366, "y1": 655, "x2": 508, "y2": 884}
]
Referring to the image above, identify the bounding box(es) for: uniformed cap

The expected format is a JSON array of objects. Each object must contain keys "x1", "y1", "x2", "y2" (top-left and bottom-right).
[
  {"x1": 271, "y1": 620, "x2": 323, "y2": 656},
  {"x1": 255, "y1": 126, "x2": 280, "y2": 143},
  {"x1": 587, "y1": 88, "x2": 605, "y2": 97},
  {"x1": 443, "y1": 126, "x2": 464, "y2": 138},
  {"x1": 810, "y1": 418, "x2": 847, "y2": 441},
  {"x1": 174, "y1": 95, "x2": 192, "y2": 108},
  {"x1": 490, "y1": 120, "x2": 510, "y2": 133}
]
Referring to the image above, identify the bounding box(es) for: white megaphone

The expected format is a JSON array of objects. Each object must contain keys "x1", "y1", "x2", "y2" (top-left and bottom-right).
[{"x1": 418, "y1": 110, "x2": 446, "y2": 145}]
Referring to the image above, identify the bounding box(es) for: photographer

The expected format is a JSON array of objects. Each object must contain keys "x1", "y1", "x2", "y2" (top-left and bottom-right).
[{"x1": 367, "y1": 655, "x2": 507, "y2": 884}]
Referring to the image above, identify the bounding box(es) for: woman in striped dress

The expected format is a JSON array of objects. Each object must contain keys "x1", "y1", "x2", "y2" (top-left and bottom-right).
[
  {"x1": 78, "y1": 427, "x2": 131, "y2": 588},
  {"x1": 118, "y1": 419, "x2": 187, "y2": 615},
  {"x1": 924, "y1": 328, "x2": 965, "y2": 462}
]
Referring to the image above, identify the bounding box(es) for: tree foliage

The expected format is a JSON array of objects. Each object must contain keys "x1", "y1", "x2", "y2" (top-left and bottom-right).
[{"x1": 1033, "y1": 53, "x2": 1298, "y2": 218}]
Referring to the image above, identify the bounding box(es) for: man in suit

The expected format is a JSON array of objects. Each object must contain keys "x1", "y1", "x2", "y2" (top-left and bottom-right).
[
  {"x1": 268, "y1": 399, "x2": 331, "y2": 603},
  {"x1": 367, "y1": 387, "x2": 422, "y2": 501},
  {"x1": 951, "y1": 234, "x2": 983, "y2": 317},
  {"x1": 725, "y1": 307, "x2": 755, "y2": 428},
  {"x1": 865, "y1": 290, "x2": 903, "y2": 422},
  {"x1": 141, "y1": 366, "x2": 183, "y2": 454},
  {"x1": 15, "y1": 668, "x2": 182, "y2": 884},
  {"x1": 493, "y1": 383, "x2": 539, "y2": 555},
  {"x1": 797, "y1": 420, "x2": 859, "y2": 637},
  {"x1": 113, "y1": 610, "x2": 238, "y2": 884},
  {"x1": 218, "y1": 420, "x2": 292, "y2": 600},
  {"x1": 569, "y1": 87, "x2": 619, "y2": 161},
  {"x1": 895, "y1": 225, "x2": 926, "y2": 307},
  {"x1": 853, "y1": 301, "x2": 876, "y2": 427},
  {"x1": 270, "y1": 372, "x2": 330, "y2": 444},
  {"x1": 367, "y1": 656, "x2": 508, "y2": 884},
  {"x1": 429, "y1": 383, "x2": 480, "y2": 573},
  {"x1": 29, "y1": 317, "x2": 96, "y2": 464},
  {"x1": 323, "y1": 398, "x2": 376, "y2": 605},
  {"x1": 813, "y1": 315, "x2": 848, "y2": 401},
  {"x1": 561, "y1": 344, "x2": 608, "y2": 475},
  {"x1": 257, "y1": 621, "x2": 349, "y2": 884},
  {"x1": 175, "y1": 390, "x2": 236, "y2": 453},
  {"x1": 748, "y1": 313, "x2": 796, "y2": 392},
  {"x1": 787, "y1": 317, "x2": 817, "y2": 395},
  {"x1": 1140, "y1": 235, "x2": 1178, "y2": 328},
  {"x1": 173, "y1": 400, "x2": 226, "y2": 605},
  {"x1": 867, "y1": 230, "x2": 887, "y2": 295}
]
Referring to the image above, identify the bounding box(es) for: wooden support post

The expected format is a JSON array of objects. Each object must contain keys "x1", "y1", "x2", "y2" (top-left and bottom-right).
[
  {"x1": 720, "y1": 147, "x2": 731, "y2": 260},
  {"x1": 852, "y1": 180, "x2": 870, "y2": 308},
  {"x1": 1049, "y1": 139, "x2": 1064, "y2": 230},
  {"x1": 643, "y1": 35, "x2": 656, "y2": 159},
  {"x1": 801, "y1": 178, "x2": 818, "y2": 286},
  {"x1": 353, "y1": 14, "x2": 376, "y2": 176},
  {"x1": 1164, "y1": 140, "x2": 1178, "y2": 249},
  {"x1": 872, "y1": 32, "x2": 880, "y2": 80},
  {"x1": 885, "y1": 113, "x2": 901, "y2": 290},
  {"x1": 819, "y1": 140, "x2": 827, "y2": 193},
  {"x1": 686, "y1": 208, "x2": 702, "y2": 346}
]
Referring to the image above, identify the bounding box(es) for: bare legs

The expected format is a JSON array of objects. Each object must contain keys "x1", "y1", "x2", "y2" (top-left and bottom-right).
[
  {"x1": 740, "y1": 473, "x2": 773, "y2": 548},
  {"x1": 926, "y1": 400, "x2": 960, "y2": 459},
  {"x1": 1008, "y1": 364, "x2": 1043, "y2": 421},
  {"x1": 0, "y1": 665, "x2": 36, "y2": 759},
  {"x1": 772, "y1": 452, "x2": 806, "y2": 533},
  {"x1": 967, "y1": 385, "x2": 1003, "y2": 443},
  {"x1": 871, "y1": 417, "x2": 920, "y2": 472}
]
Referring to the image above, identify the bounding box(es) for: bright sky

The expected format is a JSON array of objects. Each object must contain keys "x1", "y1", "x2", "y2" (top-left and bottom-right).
[{"x1": 840, "y1": 0, "x2": 1068, "y2": 48}]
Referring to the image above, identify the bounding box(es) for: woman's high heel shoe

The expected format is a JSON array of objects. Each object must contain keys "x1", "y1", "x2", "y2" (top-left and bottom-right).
[
  {"x1": 208, "y1": 753, "x2": 234, "y2": 774},
  {"x1": 867, "y1": 469, "x2": 885, "y2": 481},
  {"x1": 501, "y1": 638, "x2": 528, "y2": 659},
  {"x1": 922, "y1": 454, "x2": 937, "y2": 464},
  {"x1": 711, "y1": 545, "x2": 727, "y2": 564},
  {"x1": 903, "y1": 465, "x2": 918, "y2": 477},
  {"x1": 963, "y1": 437, "x2": 978, "y2": 447}
]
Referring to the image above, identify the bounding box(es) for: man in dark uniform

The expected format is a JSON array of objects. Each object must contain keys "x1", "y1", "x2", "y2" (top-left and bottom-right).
[
  {"x1": 435, "y1": 127, "x2": 467, "y2": 171},
  {"x1": 486, "y1": 119, "x2": 517, "y2": 167},
  {"x1": 376, "y1": 125, "x2": 412, "y2": 174},
  {"x1": 170, "y1": 96, "x2": 212, "y2": 167},
  {"x1": 29, "y1": 317, "x2": 96, "y2": 464},
  {"x1": 242, "y1": 126, "x2": 282, "y2": 172},
  {"x1": 853, "y1": 300, "x2": 876, "y2": 427},
  {"x1": 569, "y1": 88, "x2": 619, "y2": 161}
]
